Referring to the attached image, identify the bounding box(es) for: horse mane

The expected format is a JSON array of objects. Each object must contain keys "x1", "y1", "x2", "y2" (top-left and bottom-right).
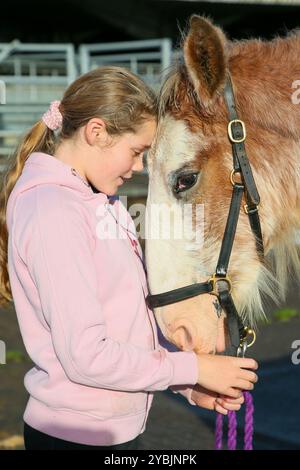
[{"x1": 240, "y1": 233, "x2": 300, "y2": 327}]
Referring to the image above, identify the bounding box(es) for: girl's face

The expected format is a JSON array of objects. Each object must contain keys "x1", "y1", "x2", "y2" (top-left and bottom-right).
[{"x1": 84, "y1": 118, "x2": 157, "y2": 195}]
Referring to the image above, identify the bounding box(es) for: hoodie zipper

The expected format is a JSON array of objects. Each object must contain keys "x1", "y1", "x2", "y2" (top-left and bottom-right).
[
  {"x1": 71, "y1": 168, "x2": 91, "y2": 188},
  {"x1": 95, "y1": 200, "x2": 156, "y2": 349},
  {"x1": 105, "y1": 202, "x2": 155, "y2": 431},
  {"x1": 126, "y1": 232, "x2": 156, "y2": 347},
  {"x1": 125, "y1": 231, "x2": 156, "y2": 433}
]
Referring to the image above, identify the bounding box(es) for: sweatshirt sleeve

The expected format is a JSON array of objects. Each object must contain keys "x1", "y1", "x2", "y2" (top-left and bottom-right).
[
  {"x1": 22, "y1": 187, "x2": 198, "y2": 392},
  {"x1": 157, "y1": 326, "x2": 197, "y2": 406}
]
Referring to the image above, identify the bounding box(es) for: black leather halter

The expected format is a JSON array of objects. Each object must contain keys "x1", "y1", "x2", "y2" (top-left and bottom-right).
[{"x1": 146, "y1": 75, "x2": 264, "y2": 356}]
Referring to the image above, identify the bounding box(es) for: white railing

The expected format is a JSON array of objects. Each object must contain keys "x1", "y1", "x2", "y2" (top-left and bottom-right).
[
  {"x1": 0, "y1": 41, "x2": 77, "y2": 104},
  {"x1": 0, "y1": 41, "x2": 79, "y2": 171},
  {"x1": 0, "y1": 39, "x2": 173, "y2": 189},
  {"x1": 79, "y1": 38, "x2": 172, "y2": 89}
]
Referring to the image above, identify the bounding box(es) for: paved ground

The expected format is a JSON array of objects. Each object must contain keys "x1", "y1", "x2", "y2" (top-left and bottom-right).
[
  {"x1": 0, "y1": 287, "x2": 300, "y2": 450},
  {"x1": 139, "y1": 315, "x2": 300, "y2": 450}
]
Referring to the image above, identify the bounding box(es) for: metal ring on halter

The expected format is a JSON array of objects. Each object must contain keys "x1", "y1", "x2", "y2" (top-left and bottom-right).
[
  {"x1": 237, "y1": 327, "x2": 256, "y2": 357},
  {"x1": 242, "y1": 327, "x2": 256, "y2": 348},
  {"x1": 244, "y1": 203, "x2": 260, "y2": 215},
  {"x1": 230, "y1": 169, "x2": 243, "y2": 187}
]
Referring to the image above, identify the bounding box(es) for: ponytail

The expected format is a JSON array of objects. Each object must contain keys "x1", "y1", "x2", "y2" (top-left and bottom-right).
[{"x1": 0, "y1": 120, "x2": 56, "y2": 306}]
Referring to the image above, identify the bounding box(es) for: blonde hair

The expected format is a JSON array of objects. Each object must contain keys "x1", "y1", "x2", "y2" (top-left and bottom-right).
[{"x1": 0, "y1": 66, "x2": 158, "y2": 306}]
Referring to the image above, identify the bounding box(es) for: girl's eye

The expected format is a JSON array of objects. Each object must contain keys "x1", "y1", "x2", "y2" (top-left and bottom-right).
[{"x1": 173, "y1": 173, "x2": 199, "y2": 194}]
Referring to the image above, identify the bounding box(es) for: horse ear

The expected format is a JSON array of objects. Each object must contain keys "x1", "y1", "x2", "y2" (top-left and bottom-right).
[{"x1": 183, "y1": 15, "x2": 228, "y2": 108}]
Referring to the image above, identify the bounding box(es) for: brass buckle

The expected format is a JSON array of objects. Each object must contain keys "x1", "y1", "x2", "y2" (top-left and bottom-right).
[
  {"x1": 208, "y1": 273, "x2": 232, "y2": 296},
  {"x1": 230, "y1": 169, "x2": 243, "y2": 187},
  {"x1": 228, "y1": 119, "x2": 246, "y2": 143},
  {"x1": 244, "y1": 203, "x2": 260, "y2": 214}
]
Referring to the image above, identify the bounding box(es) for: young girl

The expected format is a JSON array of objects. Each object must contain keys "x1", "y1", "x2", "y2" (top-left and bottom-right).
[{"x1": 0, "y1": 66, "x2": 258, "y2": 450}]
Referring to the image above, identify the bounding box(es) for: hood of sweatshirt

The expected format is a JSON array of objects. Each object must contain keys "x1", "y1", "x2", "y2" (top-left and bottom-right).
[
  {"x1": 6, "y1": 152, "x2": 110, "y2": 228},
  {"x1": 6, "y1": 151, "x2": 137, "y2": 238}
]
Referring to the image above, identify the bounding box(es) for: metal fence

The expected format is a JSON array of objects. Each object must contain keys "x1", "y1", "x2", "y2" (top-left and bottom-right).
[
  {"x1": 0, "y1": 38, "x2": 174, "y2": 196},
  {"x1": 0, "y1": 41, "x2": 77, "y2": 167},
  {"x1": 79, "y1": 38, "x2": 172, "y2": 88}
]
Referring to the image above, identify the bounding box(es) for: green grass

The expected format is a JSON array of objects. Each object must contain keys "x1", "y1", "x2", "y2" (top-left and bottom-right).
[
  {"x1": 5, "y1": 350, "x2": 27, "y2": 363},
  {"x1": 272, "y1": 308, "x2": 300, "y2": 323}
]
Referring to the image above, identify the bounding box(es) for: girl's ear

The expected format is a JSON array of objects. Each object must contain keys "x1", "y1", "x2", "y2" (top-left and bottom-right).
[{"x1": 84, "y1": 118, "x2": 107, "y2": 146}]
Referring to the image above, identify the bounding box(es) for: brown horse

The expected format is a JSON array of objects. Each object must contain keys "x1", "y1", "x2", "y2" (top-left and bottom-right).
[{"x1": 145, "y1": 15, "x2": 300, "y2": 355}]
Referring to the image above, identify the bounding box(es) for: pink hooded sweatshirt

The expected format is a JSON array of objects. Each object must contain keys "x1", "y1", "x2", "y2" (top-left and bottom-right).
[{"x1": 6, "y1": 152, "x2": 198, "y2": 446}]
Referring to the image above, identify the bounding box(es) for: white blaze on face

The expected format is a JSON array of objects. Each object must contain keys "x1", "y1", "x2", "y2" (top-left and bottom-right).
[
  {"x1": 146, "y1": 115, "x2": 205, "y2": 291},
  {"x1": 145, "y1": 114, "x2": 222, "y2": 353}
]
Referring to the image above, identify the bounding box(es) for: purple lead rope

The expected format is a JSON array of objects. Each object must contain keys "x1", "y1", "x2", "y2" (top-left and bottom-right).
[{"x1": 215, "y1": 391, "x2": 254, "y2": 450}]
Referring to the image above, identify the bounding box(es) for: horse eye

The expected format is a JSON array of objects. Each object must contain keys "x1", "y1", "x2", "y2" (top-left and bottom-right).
[{"x1": 174, "y1": 173, "x2": 199, "y2": 194}]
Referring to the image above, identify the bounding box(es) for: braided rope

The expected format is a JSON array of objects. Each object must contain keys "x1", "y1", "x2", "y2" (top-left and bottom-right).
[
  {"x1": 243, "y1": 391, "x2": 254, "y2": 450},
  {"x1": 214, "y1": 391, "x2": 254, "y2": 450},
  {"x1": 227, "y1": 410, "x2": 237, "y2": 450},
  {"x1": 215, "y1": 412, "x2": 223, "y2": 450}
]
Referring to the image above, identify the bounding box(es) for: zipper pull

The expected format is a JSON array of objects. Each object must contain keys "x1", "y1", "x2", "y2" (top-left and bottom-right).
[
  {"x1": 130, "y1": 237, "x2": 138, "y2": 250},
  {"x1": 127, "y1": 233, "x2": 148, "y2": 275},
  {"x1": 128, "y1": 234, "x2": 139, "y2": 254}
]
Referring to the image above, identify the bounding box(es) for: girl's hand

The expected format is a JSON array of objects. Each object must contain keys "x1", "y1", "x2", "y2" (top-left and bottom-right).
[
  {"x1": 190, "y1": 384, "x2": 219, "y2": 410},
  {"x1": 190, "y1": 385, "x2": 245, "y2": 415},
  {"x1": 214, "y1": 394, "x2": 245, "y2": 414},
  {"x1": 196, "y1": 354, "x2": 258, "y2": 397}
]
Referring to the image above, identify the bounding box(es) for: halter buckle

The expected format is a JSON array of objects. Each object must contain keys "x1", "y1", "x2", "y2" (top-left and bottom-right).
[
  {"x1": 230, "y1": 169, "x2": 243, "y2": 187},
  {"x1": 244, "y1": 203, "x2": 260, "y2": 214},
  {"x1": 209, "y1": 274, "x2": 232, "y2": 296},
  {"x1": 228, "y1": 119, "x2": 246, "y2": 143}
]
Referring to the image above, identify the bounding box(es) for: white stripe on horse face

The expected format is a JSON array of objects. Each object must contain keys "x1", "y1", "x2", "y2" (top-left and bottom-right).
[
  {"x1": 148, "y1": 114, "x2": 206, "y2": 176},
  {"x1": 146, "y1": 114, "x2": 209, "y2": 296},
  {"x1": 145, "y1": 114, "x2": 225, "y2": 353}
]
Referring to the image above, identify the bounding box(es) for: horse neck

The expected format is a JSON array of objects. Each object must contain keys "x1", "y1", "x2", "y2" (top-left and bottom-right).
[
  {"x1": 229, "y1": 33, "x2": 300, "y2": 141},
  {"x1": 228, "y1": 34, "x2": 300, "y2": 252}
]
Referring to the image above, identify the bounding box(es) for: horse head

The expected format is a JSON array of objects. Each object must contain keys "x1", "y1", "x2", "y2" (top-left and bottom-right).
[{"x1": 145, "y1": 15, "x2": 300, "y2": 355}]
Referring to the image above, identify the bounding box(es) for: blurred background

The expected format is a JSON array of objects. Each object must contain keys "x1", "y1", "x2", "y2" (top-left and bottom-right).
[{"x1": 0, "y1": 0, "x2": 300, "y2": 450}]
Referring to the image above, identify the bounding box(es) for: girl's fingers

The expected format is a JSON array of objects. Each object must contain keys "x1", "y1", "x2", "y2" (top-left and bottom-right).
[
  {"x1": 235, "y1": 379, "x2": 254, "y2": 391},
  {"x1": 226, "y1": 388, "x2": 243, "y2": 399},
  {"x1": 239, "y1": 370, "x2": 258, "y2": 383},
  {"x1": 224, "y1": 403, "x2": 242, "y2": 411},
  {"x1": 214, "y1": 403, "x2": 228, "y2": 415},
  {"x1": 217, "y1": 395, "x2": 244, "y2": 405},
  {"x1": 237, "y1": 358, "x2": 258, "y2": 370},
  {"x1": 215, "y1": 399, "x2": 242, "y2": 411}
]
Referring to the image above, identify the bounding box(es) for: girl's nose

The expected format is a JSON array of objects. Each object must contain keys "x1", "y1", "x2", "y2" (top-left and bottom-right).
[{"x1": 132, "y1": 155, "x2": 144, "y2": 173}]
